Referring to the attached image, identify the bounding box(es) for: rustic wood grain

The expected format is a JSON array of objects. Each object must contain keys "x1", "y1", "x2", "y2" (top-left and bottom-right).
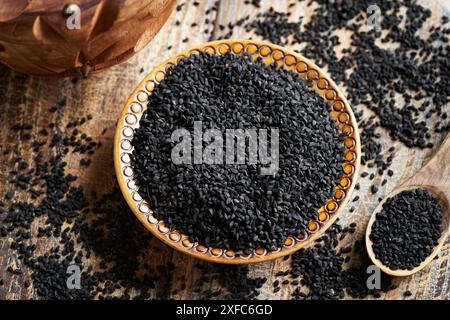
[{"x1": 1, "y1": 0, "x2": 449, "y2": 300}]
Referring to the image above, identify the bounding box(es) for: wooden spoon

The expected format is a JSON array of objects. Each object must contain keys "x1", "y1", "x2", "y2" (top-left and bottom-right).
[{"x1": 365, "y1": 134, "x2": 450, "y2": 276}]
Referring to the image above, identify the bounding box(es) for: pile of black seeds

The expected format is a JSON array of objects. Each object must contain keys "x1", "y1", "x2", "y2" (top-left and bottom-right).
[
  {"x1": 272, "y1": 221, "x2": 396, "y2": 300},
  {"x1": 369, "y1": 188, "x2": 443, "y2": 270},
  {"x1": 131, "y1": 51, "x2": 345, "y2": 251}
]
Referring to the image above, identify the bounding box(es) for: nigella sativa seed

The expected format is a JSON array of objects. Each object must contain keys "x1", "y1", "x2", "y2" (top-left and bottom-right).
[
  {"x1": 131, "y1": 52, "x2": 345, "y2": 251},
  {"x1": 369, "y1": 188, "x2": 443, "y2": 270}
]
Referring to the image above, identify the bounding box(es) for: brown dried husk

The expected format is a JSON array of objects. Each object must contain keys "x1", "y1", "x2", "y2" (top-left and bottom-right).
[{"x1": 0, "y1": 0, "x2": 177, "y2": 77}]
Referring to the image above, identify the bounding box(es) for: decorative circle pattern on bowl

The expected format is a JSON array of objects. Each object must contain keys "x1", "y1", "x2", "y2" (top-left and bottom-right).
[{"x1": 114, "y1": 39, "x2": 361, "y2": 264}]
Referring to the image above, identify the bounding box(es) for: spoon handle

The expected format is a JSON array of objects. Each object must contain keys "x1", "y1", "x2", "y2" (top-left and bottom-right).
[{"x1": 406, "y1": 134, "x2": 450, "y2": 199}]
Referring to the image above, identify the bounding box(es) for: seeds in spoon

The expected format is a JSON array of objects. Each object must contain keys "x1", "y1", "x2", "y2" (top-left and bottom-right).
[{"x1": 369, "y1": 188, "x2": 443, "y2": 270}]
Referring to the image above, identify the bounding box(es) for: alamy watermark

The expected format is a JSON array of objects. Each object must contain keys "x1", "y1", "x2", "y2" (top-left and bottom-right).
[
  {"x1": 367, "y1": 4, "x2": 381, "y2": 32},
  {"x1": 171, "y1": 121, "x2": 279, "y2": 175},
  {"x1": 366, "y1": 265, "x2": 381, "y2": 290},
  {"x1": 66, "y1": 264, "x2": 81, "y2": 290},
  {"x1": 64, "y1": 4, "x2": 81, "y2": 30}
]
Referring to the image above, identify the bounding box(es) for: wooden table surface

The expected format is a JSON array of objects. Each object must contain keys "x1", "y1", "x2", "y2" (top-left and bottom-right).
[{"x1": 1, "y1": 0, "x2": 449, "y2": 300}]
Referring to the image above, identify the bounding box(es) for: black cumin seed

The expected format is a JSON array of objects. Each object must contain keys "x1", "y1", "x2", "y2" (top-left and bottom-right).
[
  {"x1": 131, "y1": 52, "x2": 345, "y2": 251},
  {"x1": 371, "y1": 185, "x2": 378, "y2": 194},
  {"x1": 370, "y1": 188, "x2": 443, "y2": 270}
]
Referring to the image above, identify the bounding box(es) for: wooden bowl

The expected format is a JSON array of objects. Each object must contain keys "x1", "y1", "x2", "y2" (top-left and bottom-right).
[{"x1": 114, "y1": 39, "x2": 361, "y2": 264}]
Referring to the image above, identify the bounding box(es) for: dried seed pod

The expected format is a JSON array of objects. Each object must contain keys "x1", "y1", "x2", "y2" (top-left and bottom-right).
[{"x1": 0, "y1": 0, "x2": 177, "y2": 76}]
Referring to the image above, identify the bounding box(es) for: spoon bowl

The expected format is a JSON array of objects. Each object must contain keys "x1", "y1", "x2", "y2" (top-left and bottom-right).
[
  {"x1": 365, "y1": 185, "x2": 450, "y2": 277},
  {"x1": 366, "y1": 134, "x2": 450, "y2": 276}
]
